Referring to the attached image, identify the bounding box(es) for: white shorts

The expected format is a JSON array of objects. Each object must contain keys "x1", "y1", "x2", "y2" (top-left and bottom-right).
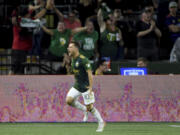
[{"x1": 67, "y1": 87, "x2": 95, "y2": 105}]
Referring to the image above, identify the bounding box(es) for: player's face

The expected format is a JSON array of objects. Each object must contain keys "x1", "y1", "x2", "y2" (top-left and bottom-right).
[{"x1": 68, "y1": 43, "x2": 77, "y2": 57}]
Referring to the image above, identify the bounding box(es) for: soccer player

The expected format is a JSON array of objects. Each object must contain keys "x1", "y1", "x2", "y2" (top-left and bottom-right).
[{"x1": 66, "y1": 41, "x2": 105, "y2": 132}]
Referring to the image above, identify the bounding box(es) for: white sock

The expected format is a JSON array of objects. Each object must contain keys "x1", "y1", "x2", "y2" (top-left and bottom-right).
[
  {"x1": 90, "y1": 107, "x2": 103, "y2": 123},
  {"x1": 73, "y1": 100, "x2": 87, "y2": 112}
]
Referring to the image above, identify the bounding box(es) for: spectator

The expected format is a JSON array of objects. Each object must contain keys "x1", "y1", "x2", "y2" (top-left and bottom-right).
[
  {"x1": 137, "y1": 57, "x2": 148, "y2": 67},
  {"x1": 144, "y1": 4, "x2": 157, "y2": 20},
  {"x1": 28, "y1": 0, "x2": 46, "y2": 62},
  {"x1": 97, "y1": 6, "x2": 124, "y2": 61},
  {"x1": 10, "y1": 2, "x2": 50, "y2": 75},
  {"x1": 53, "y1": 5, "x2": 81, "y2": 30},
  {"x1": 136, "y1": 8, "x2": 162, "y2": 61},
  {"x1": 165, "y1": 1, "x2": 180, "y2": 45},
  {"x1": 64, "y1": 10, "x2": 82, "y2": 30},
  {"x1": 95, "y1": 59, "x2": 107, "y2": 75},
  {"x1": 41, "y1": 2, "x2": 87, "y2": 62},
  {"x1": 52, "y1": 4, "x2": 82, "y2": 42},
  {"x1": 72, "y1": 19, "x2": 99, "y2": 61},
  {"x1": 41, "y1": 20, "x2": 87, "y2": 62},
  {"x1": 137, "y1": 57, "x2": 159, "y2": 74}
]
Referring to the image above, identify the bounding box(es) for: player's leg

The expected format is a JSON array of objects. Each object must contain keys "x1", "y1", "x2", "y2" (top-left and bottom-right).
[
  {"x1": 87, "y1": 104, "x2": 105, "y2": 132},
  {"x1": 66, "y1": 87, "x2": 87, "y2": 112},
  {"x1": 83, "y1": 110, "x2": 88, "y2": 122},
  {"x1": 82, "y1": 91, "x2": 105, "y2": 132}
]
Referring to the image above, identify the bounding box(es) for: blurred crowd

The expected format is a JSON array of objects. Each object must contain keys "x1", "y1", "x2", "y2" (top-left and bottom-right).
[{"x1": 4, "y1": 0, "x2": 180, "y2": 74}]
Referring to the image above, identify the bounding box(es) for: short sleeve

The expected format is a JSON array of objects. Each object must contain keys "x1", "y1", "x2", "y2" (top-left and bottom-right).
[{"x1": 81, "y1": 56, "x2": 91, "y2": 70}]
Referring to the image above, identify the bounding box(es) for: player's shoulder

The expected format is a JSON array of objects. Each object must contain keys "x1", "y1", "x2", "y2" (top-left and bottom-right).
[
  {"x1": 79, "y1": 54, "x2": 89, "y2": 62},
  {"x1": 79, "y1": 54, "x2": 86, "y2": 59}
]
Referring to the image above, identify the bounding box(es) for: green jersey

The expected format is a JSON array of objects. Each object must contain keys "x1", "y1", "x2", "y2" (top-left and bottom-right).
[
  {"x1": 71, "y1": 54, "x2": 91, "y2": 92},
  {"x1": 100, "y1": 28, "x2": 119, "y2": 59},
  {"x1": 48, "y1": 29, "x2": 71, "y2": 57},
  {"x1": 73, "y1": 31, "x2": 99, "y2": 59}
]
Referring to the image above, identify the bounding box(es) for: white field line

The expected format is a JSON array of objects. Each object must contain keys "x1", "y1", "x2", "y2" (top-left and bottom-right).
[{"x1": 169, "y1": 125, "x2": 180, "y2": 127}]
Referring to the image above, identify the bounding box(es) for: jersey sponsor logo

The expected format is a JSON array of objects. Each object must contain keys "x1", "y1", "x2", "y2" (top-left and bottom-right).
[
  {"x1": 83, "y1": 38, "x2": 94, "y2": 50},
  {"x1": 107, "y1": 33, "x2": 116, "y2": 42},
  {"x1": 59, "y1": 38, "x2": 66, "y2": 46}
]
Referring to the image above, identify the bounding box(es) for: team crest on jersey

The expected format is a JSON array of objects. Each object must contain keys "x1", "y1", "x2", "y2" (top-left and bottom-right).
[
  {"x1": 59, "y1": 38, "x2": 66, "y2": 46},
  {"x1": 75, "y1": 61, "x2": 79, "y2": 67},
  {"x1": 107, "y1": 33, "x2": 116, "y2": 41}
]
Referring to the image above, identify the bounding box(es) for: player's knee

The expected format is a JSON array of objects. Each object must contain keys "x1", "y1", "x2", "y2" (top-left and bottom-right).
[
  {"x1": 86, "y1": 104, "x2": 93, "y2": 112},
  {"x1": 66, "y1": 97, "x2": 74, "y2": 106}
]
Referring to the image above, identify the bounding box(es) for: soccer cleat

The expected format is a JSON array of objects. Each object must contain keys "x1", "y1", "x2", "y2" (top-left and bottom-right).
[
  {"x1": 96, "y1": 121, "x2": 106, "y2": 132},
  {"x1": 83, "y1": 111, "x2": 88, "y2": 122}
]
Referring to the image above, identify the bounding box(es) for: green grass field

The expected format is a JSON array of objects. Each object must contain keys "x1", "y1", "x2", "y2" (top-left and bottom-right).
[{"x1": 0, "y1": 122, "x2": 180, "y2": 135}]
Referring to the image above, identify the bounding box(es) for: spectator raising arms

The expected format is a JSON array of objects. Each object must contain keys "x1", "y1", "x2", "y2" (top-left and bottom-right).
[
  {"x1": 97, "y1": 4, "x2": 124, "y2": 61},
  {"x1": 41, "y1": 20, "x2": 87, "y2": 62},
  {"x1": 73, "y1": 19, "x2": 99, "y2": 61},
  {"x1": 28, "y1": 0, "x2": 47, "y2": 61},
  {"x1": 41, "y1": 2, "x2": 87, "y2": 62},
  {"x1": 52, "y1": 4, "x2": 82, "y2": 30},
  {"x1": 10, "y1": 0, "x2": 52, "y2": 74}
]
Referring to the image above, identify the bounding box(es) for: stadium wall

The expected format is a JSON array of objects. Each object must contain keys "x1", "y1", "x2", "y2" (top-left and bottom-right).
[{"x1": 0, "y1": 75, "x2": 180, "y2": 122}]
